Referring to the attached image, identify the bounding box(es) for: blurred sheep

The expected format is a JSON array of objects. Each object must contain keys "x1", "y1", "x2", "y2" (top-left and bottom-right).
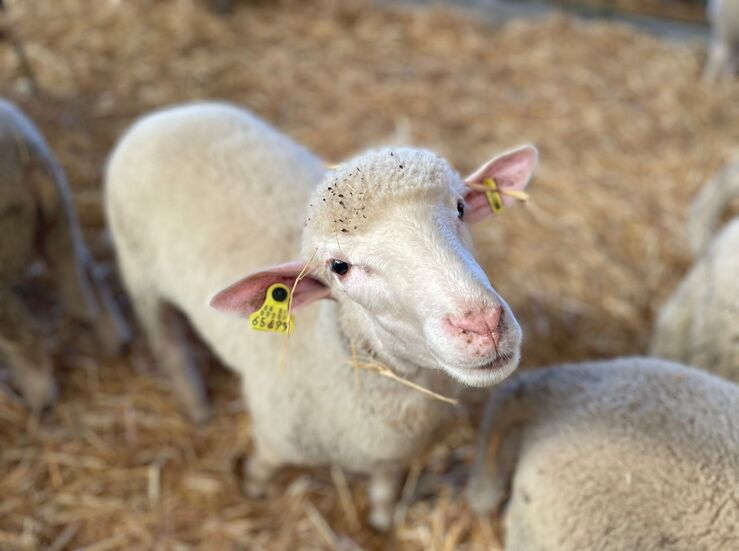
[
  {"x1": 0, "y1": 99, "x2": 129, "y2": 412},
  {"x1": 650, "y1": 160, "x2": 739, "y2": 382},
  {"x1": 467, "y1": 358, "x2": 739, "y2": 551}
]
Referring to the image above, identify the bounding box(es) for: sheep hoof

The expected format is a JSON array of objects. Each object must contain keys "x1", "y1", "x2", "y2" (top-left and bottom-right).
[
  {"x1": 243, "y1": 479, "x2": 268, "y2": 500},
  {"x1": 368, "y1": 508, "x2": 393, "y2": 532},
  {"x1": 21, "y1": 376, "x2": 58, "y2": 415},
  {"x1": 186, "y1": 401, "x2": 211, "y2": 425}
]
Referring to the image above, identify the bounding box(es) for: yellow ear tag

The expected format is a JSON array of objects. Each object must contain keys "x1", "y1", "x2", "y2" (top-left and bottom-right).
[
  {"x1": 249, "y1": 283, "x2": 294, "y2": 335},
  {"x1": 483, "y1": 178, "x2": 505, "y2": 214}
]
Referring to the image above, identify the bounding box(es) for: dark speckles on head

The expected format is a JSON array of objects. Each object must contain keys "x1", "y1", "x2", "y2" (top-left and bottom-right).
[{"x1": 303, "y1": 147, "x2": 460, "y2": 240}]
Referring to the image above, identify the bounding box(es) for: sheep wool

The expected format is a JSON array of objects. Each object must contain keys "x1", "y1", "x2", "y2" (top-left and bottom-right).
[{"x1": 467, "y1": 358, "x2": 739, "y2": 551}]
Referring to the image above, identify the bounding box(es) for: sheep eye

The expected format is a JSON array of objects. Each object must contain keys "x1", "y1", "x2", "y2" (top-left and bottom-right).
[
  {"x1": 457, "y1": 200, "x2": 465, "y2": 219},
  {"x1": 330, "y1": 259, "x2": 350, "y2": 276}
]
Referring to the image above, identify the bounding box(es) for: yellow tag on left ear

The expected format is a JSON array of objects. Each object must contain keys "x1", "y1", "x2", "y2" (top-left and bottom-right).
[
  {"x1": 249, "y1": 283, "x2": 294, "y2": 334},
  {"x1": 483, "y1": 178, "x2": 504, "y2": 214}
]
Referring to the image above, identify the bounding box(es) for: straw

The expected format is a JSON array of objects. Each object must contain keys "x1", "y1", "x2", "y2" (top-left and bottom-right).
[
  {"x1": 351, "y1": 353, "x2": 459, "y2": 406},
  {"x1": 277, "y1": 247, "x2": 319, "y2": 373}
]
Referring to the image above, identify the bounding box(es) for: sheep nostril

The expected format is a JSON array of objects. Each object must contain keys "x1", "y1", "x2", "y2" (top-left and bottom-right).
[{"x1": 447, "y1": 306, "x2": 503, "y2": 342}]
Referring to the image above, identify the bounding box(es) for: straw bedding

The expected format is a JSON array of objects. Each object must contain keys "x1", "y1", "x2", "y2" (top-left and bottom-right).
[{"x1": 1, "y1": 0, "x2": 738, "y2": 549}]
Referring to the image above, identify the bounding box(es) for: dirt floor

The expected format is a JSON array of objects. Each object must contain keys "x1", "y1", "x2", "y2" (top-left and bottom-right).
[{"x1": 1, "y1": 0, "x2": 738, "y2": 549}]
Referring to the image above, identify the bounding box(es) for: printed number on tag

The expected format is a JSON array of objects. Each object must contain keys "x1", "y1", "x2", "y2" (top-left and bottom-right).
[{"x1": 248, "y1": 283, "x2": 294, "y2": 334}]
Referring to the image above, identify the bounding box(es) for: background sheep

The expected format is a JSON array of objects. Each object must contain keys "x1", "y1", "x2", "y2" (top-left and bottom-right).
[
  {"x1": 650, "y1": 160, "x2": 739, "y2": 382},
  {"x1": 0, "y1": 99, "x2": 129, "y2": 411},
  {"x1": 704, "y1": 0, "x2": 739, "y2": 82},
  {"x1": 467, "y1": 358, "x2": 739, "y2": 551},
  {"x1": 105, "y1": 101, "x2": 537, "y2": 529}
]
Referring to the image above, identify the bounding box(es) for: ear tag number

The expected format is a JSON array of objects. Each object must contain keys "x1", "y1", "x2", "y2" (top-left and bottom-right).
[
  {"x1": 483, "y1": 178, "x2": 504, "y2": 214},
  {"x1": 249, "y1": 283, "x2": 294, "y2": 335}
]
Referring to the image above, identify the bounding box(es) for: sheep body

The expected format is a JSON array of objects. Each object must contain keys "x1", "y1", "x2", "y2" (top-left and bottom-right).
[
  {"x1": 467, "y1": 358, "x2": 739, "y2": 551},
  {"x1": 106, "y1": 102, "x2": 492, "y2": 527},
  {"x1": 0, "y1": 99, "x2": 128, "y2": 411},
  {"x1": 107, "y1": 101, "x2": 536, "y2": 528},
  {"x1": 651, "y1": 161, "x2": 739, "y2": 382}
]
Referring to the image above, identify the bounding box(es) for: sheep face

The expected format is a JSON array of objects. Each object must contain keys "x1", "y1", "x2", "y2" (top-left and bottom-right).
[
  {"x1": 310, "y1": 191, "x2": 521, "y2": 386},
  {"x1": 211, "y1": 146, "x2": 537, "y2": 387}
]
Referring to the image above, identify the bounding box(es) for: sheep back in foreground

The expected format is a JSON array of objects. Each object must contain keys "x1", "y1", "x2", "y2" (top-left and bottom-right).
[
  {"x1": 467, "y1": 358, "x2": 739, "y2": 551},
  {"x1": 651, "y1": 160, "x2": 739, "y2": 382},
  {"x1": 0, "y1": 99, "x2": 129, "y2": 411},
  {"x1": 105, "y1": 102, "x2": 537, "y2": 529}
]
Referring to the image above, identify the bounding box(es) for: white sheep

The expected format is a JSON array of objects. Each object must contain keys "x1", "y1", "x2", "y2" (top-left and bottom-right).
[
  {"x1": 650, "y1": 160, "x2": 739, "y2": 382},
  {"x1": 0, "y1": 99, "x2": 129, "y2": 412},
  {"x1": 704, "y1": 0, "x2": 739, "y2": 82},
  {"x1": 105, "y1": 101, "x2": 538, "y2": 529},
  {"x1": 466, "y1": 358, "x2": 739, "y2": 551}
]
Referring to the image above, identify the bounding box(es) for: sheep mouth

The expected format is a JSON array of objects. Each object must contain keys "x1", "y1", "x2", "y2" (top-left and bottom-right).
[
  {"x1": 468, "y1": 353, "x2": 514, "y2": 372},
  {"x1": 438, "y1": 351, "x2": 519, "y2": 387}
]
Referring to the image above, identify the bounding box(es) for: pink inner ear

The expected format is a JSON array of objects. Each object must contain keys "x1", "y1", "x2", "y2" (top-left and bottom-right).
[
  {"x1": 209, "y1": 261, "x2": 330, "y2": 318},
  {"x1": 463, "y1": 145, "x2": 538, "y2": 221}
]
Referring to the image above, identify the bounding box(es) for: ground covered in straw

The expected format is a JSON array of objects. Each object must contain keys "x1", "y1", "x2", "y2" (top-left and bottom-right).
[{"x1": 1, "y1": 0, "x2": 738, "y2": 549}]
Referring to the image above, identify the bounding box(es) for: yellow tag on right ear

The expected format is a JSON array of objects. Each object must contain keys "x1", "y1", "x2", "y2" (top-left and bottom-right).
[
  {"x1": 249, "y1": 283, "x2": 294, "y2": 334},
  {"x1": 483, "y1": 178, "x2": 504, "y2": 214}
]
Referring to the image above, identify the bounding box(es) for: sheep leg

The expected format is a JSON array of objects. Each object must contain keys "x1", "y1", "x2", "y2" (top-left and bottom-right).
[
  {"x1": 133, "y1": 291, "x2": 211, "y2": 424},
  {"x1": 156, "y1": 304, "x2": 211, "y2": 424},
  {"x1": 650, "y1": 271, "x2": 699, "y2": 365},
  {"x1": 467, "y1": 383, "x2": 531, "y2": 519},
  {"x1": 25, "y1": 162, "x2": 98, "y2": 323},
  {"x1": 368, "y1": 467, "x2": 403, "y2": 531},
  {"x1": 243, "y1": 440, "x2": 284, "y2": 499},
  {"x1": 704, "y1": 40, "x2": 733, "y2": 83},
  {"x1": 468, "y1": 427, "x2": 524, "y2": 517},
  {"x1": 0, "y1": 297, "x2": 56, "y2": 413},
  {"x1": 86, "y1": 262, "x2": 132, "y2": 356}
]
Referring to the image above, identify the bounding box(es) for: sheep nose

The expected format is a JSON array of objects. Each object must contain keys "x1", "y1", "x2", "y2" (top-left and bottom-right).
[{"x1": 446, "y1": 306, "x2": 503, "y2": 346}]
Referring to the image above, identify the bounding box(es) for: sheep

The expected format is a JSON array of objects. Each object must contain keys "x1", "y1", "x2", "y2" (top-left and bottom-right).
[
  {"x1": 704, "y1": 0, "x2": 739, "y2": 82},
  {"x1": 466, "y1": 358, "x2": 739, "y2": 551},
  {"x1": 0, "y1": 99, "x2": 130, "y2": 412},
  {"x1": 650, "y1": 160, "x2": 739, "y2": 382},
  {"x1": 105, "y1": 101, "x2": 538, "y2": 529}
]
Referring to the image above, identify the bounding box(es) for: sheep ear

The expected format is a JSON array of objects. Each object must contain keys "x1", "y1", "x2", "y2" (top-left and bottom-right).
[
  {"x1": 209, "y1": 261, "x2": 330, "y2": 318},
  {"x1": 463, "y1": 145, "x2": 538, "y2": 223}
]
